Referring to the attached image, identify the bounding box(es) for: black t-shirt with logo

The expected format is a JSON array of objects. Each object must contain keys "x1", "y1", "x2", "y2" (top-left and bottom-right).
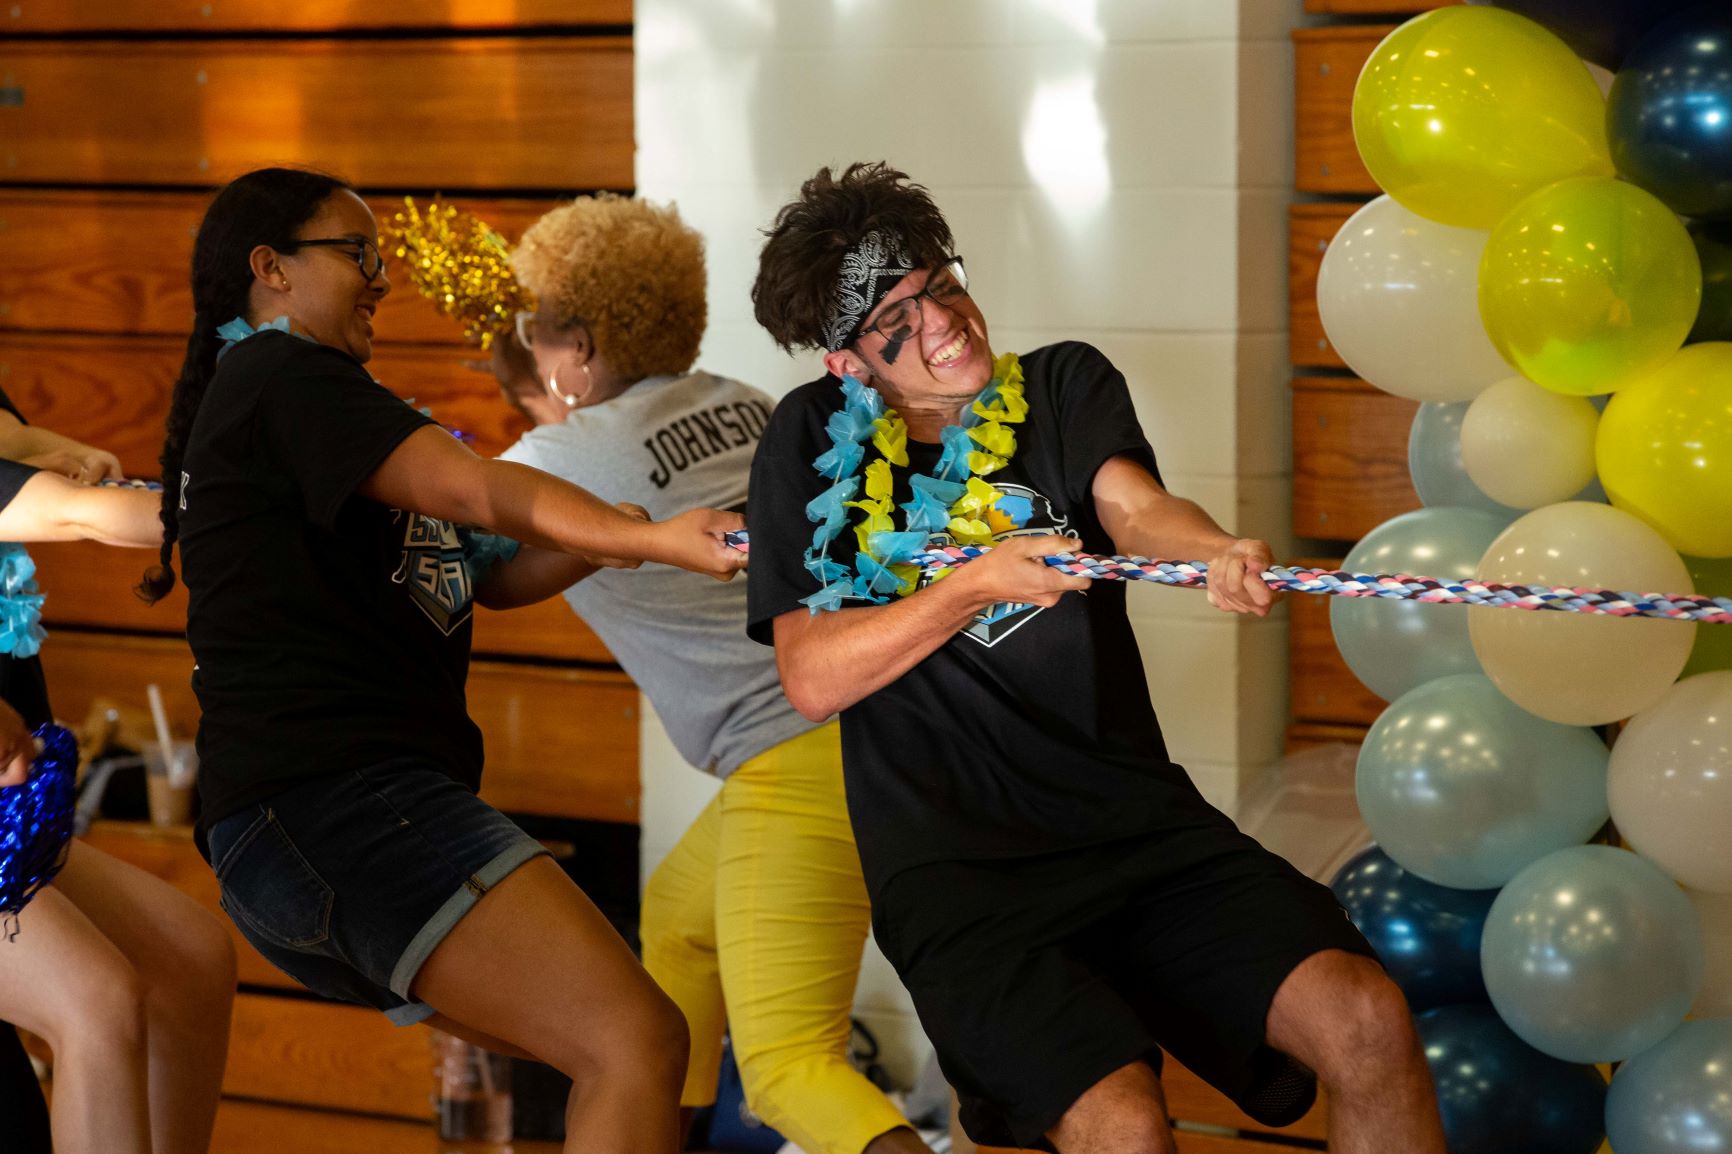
[
  {"x1": 180, "y1": 331, "x2": 483, "y2": 835},
  {"x1": 0, "y1": 386, "x2": 50, "y2": 728},
  {"x1": 747, "y1": 341, "x2": 1206, "y2": 896}
]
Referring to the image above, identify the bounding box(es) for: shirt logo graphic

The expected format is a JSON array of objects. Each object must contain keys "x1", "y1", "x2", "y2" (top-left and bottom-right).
[
  {"x1": 917, "y1": 483, "x2": 1072, "y2": 648},
  {"x1": 390, "y1": 511, "x2": 473, "y2": 635}
]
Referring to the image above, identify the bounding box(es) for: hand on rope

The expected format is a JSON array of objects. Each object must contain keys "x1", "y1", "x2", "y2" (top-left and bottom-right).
[{"x1": 720, "y1": 531, "x2": 1732, "y2": 624}]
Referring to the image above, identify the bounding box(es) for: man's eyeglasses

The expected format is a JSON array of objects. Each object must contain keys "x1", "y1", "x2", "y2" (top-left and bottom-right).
[
  {"x1": 282, "y1": 236, "x2": 386, "y2": 284},
  {"x1": 854, "y1": 256, "x2": 969, "y2": 347}
]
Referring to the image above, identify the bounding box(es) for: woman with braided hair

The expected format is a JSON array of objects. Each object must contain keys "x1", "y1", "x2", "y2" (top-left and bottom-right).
[{"x1": 145, "y1": 167, "x2": 745, "y2": 1154}]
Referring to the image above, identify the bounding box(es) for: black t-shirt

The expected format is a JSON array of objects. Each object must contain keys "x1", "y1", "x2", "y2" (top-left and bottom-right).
[
  {"x1": 0, "y1": 386, "x2": 49, "y2": 729},
  {"x1": 180, "y1": 331, "x2": 483, "y2": 833},
  {"x1": 747, "y1": 341, "x2": 1206, "y2": 896}
]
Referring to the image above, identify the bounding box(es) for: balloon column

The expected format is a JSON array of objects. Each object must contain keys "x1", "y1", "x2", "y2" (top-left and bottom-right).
[{"x1": 1321, "y1": 2, "x2": 1732, "y2": 1148}]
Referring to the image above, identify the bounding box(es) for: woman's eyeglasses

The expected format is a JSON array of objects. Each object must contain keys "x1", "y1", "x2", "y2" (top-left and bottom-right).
[{"x1": 283, "y1": 236, "x2": 386, "y2": 283}]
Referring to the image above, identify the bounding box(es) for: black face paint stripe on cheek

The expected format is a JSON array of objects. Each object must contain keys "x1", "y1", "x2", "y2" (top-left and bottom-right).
[{"x1": 880, "y1": 335, "x2": 907, "y2": 365}]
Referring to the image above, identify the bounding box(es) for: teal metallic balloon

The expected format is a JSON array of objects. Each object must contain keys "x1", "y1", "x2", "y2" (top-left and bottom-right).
[
  {"x1": 1408, "y1": 402, "x2": 1524, "y2": 520},
  {"x1": 1331, "y1": 507, "x2": 1511, "y2": 702},
  {"x1": 1357, "y1": 674, "x2": 1610, "y2": 889},
  {"x1": 1482, "y1": 846, "x2": 1702, "y2": 1063},
  {"x1": 1606, "y1": 1019, "x2": 1732, "y2": 1154},
  {"x1": 1418, "y1": 1004, "x2": 1607, "y2": 1154}
]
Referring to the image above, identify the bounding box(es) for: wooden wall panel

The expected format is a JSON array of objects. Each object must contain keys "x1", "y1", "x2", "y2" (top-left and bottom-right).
[
  {"x1": 1288, "y1": 202, "x2": 1357, "y2": 370},
  {"x1": 1286, "y1": 722, "x2": 1370, "y2": 753},
  {"x1": 0, "y1": 190, "x2": 556, "y2": 343},
  {"x1": 210, "y1": 1101, "x2": 441, "y2": 1154},
  {"x1": 1287, "y1": 557, "x2": 1386, "y2": 727},
  {"x1": 469, "y1": 661, "x2": 641, "y2": 823},
  {"x1": 29, "y1": 542, "x2": 614, "y2": 664},
  {"x1": 40, "y1": 633, "x2": 640, "y2": 823},
  {"x1": 0, "y1": 38, "x2": 632, "y2": 190},
  {"x1": 7, "y1": 0, "x2": 630, "y2": 33},
  {"x1": 1291, "y1": 376, "x2": 1418, "y2": 542},
  {"x1": 1293, "y1": 27, "x2": 1390, "y2": 195},
  {"x1": 225, "y1": 993, "x2": 431, "y2": 1118}
]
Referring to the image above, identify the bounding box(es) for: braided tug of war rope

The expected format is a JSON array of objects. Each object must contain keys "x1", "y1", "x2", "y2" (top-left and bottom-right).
[{"x1": 718, "y1": 531, "x2": 1732, "y2": 625}]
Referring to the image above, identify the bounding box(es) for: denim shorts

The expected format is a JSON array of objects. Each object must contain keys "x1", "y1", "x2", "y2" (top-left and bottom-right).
[{"x1": 207, "y1": 760, "x2": 547, "y2": 1025}]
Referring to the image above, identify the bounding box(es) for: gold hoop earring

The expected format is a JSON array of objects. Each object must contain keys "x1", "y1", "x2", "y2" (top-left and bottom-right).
[{"x1": 548, "y1": 363, "x2": 583, "y2": 408}]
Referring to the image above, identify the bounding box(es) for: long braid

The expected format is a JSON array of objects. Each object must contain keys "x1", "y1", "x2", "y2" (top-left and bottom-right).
[{"x1": 135, "y1": 168, "x2": 348, "y2": 603}]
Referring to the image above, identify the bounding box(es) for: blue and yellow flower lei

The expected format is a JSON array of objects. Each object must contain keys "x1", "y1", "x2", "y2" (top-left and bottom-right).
[{"x1": 801, "y1": 352, "x2": 1028, "y2": 613}]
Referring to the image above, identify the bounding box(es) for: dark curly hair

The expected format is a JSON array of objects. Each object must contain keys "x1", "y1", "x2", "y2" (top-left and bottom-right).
[
  {"x1": 752, "y1": 162, "x2": 954, "y2": 353},
  {"x1": 136, "y1": 167, "x2": 350, "y2": 603}
]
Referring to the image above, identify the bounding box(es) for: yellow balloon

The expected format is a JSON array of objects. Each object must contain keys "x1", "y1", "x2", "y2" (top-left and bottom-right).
[
  {"x1": 1479, "y1": 177, "x2": 1701, "y2": 397},
  {"x1": 1352, "y1": 7, "x2": 1612, "y2": 229},
  {"x1": 1598, "y1": 343, "x2": 1732, "y2": 558},
  {"x1": 1682, "y1": 556, "x2": 1732, "y2": 678}
]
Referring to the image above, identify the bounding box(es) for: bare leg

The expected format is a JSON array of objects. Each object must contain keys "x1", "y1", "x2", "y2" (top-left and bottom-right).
[
  {"x1": 0, "y1": 885, "x2": 150, "y2": 1154},
  {"x1": 410, "y1": 855, "x2": 688, "y2": 1154},
  {"x1": 1266, "y1": 950, "x2": 1445, "y2": 1154},
  {"x1": 52, "y1": 843, "x2": 236, "y2": 1154},
  {"x1": 1045, "y1": 1060, "x2": 1175, "y2": 1154}
]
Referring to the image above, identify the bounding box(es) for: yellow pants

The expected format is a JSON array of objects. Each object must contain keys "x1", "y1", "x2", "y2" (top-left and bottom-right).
[{"x1": 640, "y1": 724, "x2": 907, "y2": 1154}]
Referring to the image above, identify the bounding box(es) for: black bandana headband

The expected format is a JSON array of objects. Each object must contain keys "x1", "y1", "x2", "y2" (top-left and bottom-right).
[{"x1": 822, "y1": 229, "x2": 917, "y2": 353}]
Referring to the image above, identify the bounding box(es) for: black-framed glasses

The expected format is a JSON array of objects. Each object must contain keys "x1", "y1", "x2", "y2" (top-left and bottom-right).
[
  {"x1": 854, "y1": 256, "x2": 969, "y2": 347},
  {"x1": 282, "y1": 236, "x2": 386, "y2": 283}
]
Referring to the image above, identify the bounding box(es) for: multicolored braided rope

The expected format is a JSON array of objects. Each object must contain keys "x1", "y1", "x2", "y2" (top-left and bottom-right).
[{"x1": 719, "y1": 531, "x2": 1732, "y2": 624}]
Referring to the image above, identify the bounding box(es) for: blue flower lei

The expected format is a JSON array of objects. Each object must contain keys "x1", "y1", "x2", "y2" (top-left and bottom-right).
[
  {"x1": 801, "y1": 352, "x2": 1028, "y2": 613},
  {"x1": 0, "y1": 545, "x2": 46, "y2": 659}
]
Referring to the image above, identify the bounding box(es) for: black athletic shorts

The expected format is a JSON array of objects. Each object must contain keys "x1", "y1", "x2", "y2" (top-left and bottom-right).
[{"x1": 871, "y1": 809, "x2": 1378, "y2": 1150}]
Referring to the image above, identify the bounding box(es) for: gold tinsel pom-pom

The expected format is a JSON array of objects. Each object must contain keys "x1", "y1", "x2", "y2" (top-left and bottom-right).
[{"x1": 381, "y1": 197, "x2": 533, "y2": 349}]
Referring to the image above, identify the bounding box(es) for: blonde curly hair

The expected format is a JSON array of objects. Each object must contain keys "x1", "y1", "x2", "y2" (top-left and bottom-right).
[{"x1": 511, "y1": 193, "x2": 707, "y2": 381}]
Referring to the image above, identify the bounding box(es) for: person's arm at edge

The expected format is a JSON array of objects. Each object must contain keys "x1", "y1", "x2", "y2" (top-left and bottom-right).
[
  {"x1": 770, "y1": 533, "x2": 1088, "y2": 721},
  {"x1": 356, "y1": 426, "x2": 744, "y2": 580},
  {"x1": 0, "y1": 410, "x2": 124, "y2": 482},
  {"x1": 0, "y1": 474, "x2": 161, "y2": 547},
  {"x1": 1090, "y1": 453, "x2": 1275, "y2": 616}
]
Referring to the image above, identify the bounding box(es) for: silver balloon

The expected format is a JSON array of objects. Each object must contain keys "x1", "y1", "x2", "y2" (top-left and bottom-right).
[
  {"x1": 1605, "y1": 1019, "x2": 1732, "y2": 1154},
  {"x1": 1482, "y1": 846, "x2": 1703, "y2": 1063},
  {"x1": 1356, "y1": 674, "x2": 1610, "y2": 889},
  {"x1": 1331, "y1": 507, "x2": 1509, "y2": 701}
]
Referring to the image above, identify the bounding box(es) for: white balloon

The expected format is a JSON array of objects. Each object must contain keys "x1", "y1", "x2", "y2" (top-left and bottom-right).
[
  {"x1": 1688, "y1": 889, "x2": 1732, "y2": 1018},
  {"x1": 1610, "y1": 672, "x2": 1732, "y2": 893},
  {"x1": 1317, "y1": 195, "x2": 1512, "y2": 402},
  {"x1": 1461, "y1": 376, "x2": 1600, "y2": 509},
  {"x1": 1469, "y1": 502, "x2": 1696, "y2": 725}
]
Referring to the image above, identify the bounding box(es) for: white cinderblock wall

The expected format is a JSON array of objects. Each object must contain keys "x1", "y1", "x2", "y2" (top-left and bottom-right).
[{"x1": 635, "y1": 0, "x2": 1302, "y2": 1087}]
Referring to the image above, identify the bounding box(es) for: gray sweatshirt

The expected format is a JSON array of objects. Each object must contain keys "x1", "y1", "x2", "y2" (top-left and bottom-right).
[{"x1": 498, "y1": 370, "x2": 817, "y2": 777}]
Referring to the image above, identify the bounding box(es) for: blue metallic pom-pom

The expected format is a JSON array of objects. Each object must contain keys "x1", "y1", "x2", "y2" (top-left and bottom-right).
[{"x1": 0, "y1": 724, "x2": 79, "y2": 936}]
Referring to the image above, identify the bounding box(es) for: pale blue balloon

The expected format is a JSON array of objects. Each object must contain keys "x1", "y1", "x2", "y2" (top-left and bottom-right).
[
  {"x1": 1330, "y1": 507, "x2": 1509, "y2": 702},
  {"x1": 1606, "y1": 1019, "x2": 1732, "y2": 1154},
  {"x1": 1408, "y1": 402, "x2": 1523, "y2": 520},
  {"x1": 1356, "y1": 674, "x2": 1609, "y2": 889},
  {"x1": 1482, "y1": 846, "x2": 1703, "y2": 1064}
]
